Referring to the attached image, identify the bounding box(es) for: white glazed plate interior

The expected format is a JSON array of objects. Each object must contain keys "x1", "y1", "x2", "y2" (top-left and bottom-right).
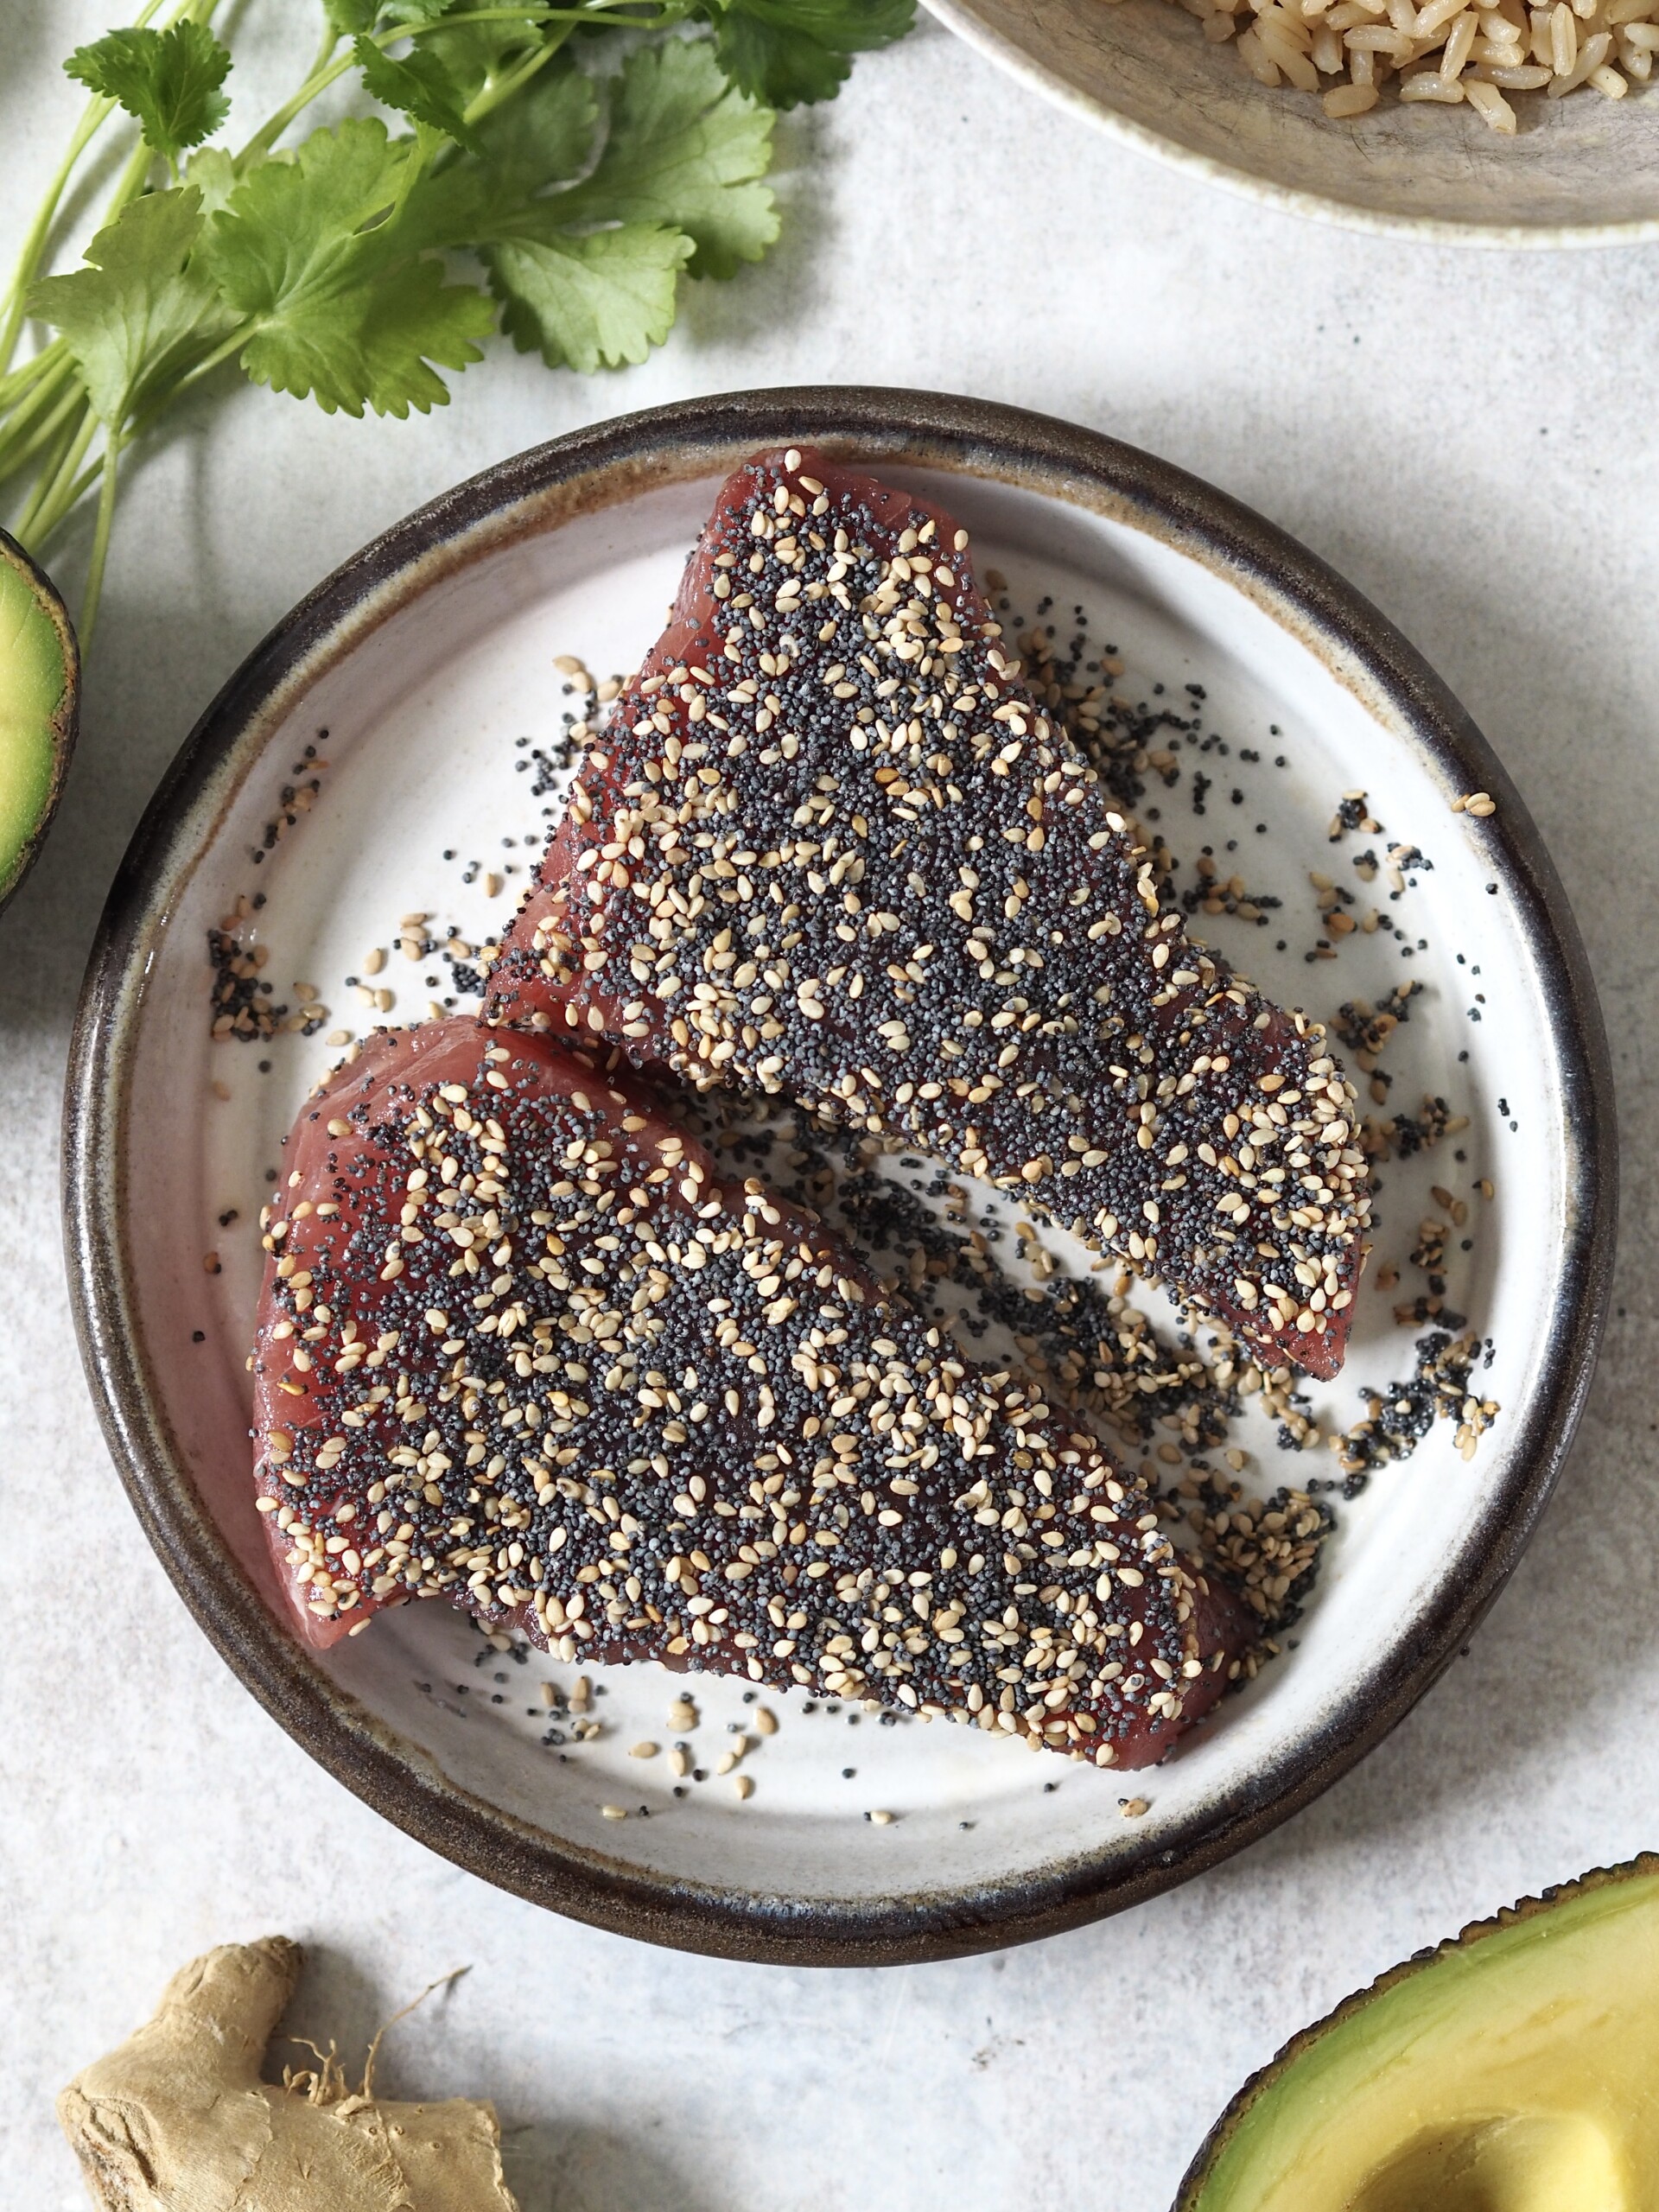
[
  {"x1": 97, "y1": 434, "x2": 1585, "y2": 1942},
  {"x1": 926, "y1": 0, "x2": 1659, "y2": 243}
]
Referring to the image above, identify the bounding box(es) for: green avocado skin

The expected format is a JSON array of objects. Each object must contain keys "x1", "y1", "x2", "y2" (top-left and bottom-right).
[
  {"x1": 1178, "y1": 1855, "x2": 1659, "y2": 2212},
  {"x1": 0, "y1": 529, "x2": 79, "y2": 912}
]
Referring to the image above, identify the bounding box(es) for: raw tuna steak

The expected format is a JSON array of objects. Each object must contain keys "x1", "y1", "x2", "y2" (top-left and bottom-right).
[
  {"x1": 487, "y1": 449, "x2": 1370, "y2": 1378},
  {"x1": 251, "y1": 1020, "x2": 1248, "y2": 1768}
]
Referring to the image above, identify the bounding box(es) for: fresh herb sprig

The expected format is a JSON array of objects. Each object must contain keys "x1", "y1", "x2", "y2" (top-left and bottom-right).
[{"x1": 0, "y1": 0, "x2": 913, "y2": 645}]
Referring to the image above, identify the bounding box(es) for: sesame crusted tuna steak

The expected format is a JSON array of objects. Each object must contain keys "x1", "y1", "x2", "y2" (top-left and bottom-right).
[
  {"x1": 251, "y1": 1020, "x2": 1248, "y2": 1768},
  {"x1": 486, "y1": 451, "x2": 1371, "y2": 1380}
]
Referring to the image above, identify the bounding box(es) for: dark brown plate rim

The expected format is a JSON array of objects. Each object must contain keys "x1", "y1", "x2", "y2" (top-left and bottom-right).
[{"x1": 62, "y1": 386, "x2": 1616, "y2": 1967}]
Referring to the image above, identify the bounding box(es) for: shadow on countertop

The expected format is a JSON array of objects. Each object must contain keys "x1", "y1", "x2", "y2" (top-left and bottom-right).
[
  {"x1": 500, "y1": 2125, "x2": 723, "y2": 2212},
  {"x1": 275, "y1": 1941, "x2": 719, "y2": 2212}
]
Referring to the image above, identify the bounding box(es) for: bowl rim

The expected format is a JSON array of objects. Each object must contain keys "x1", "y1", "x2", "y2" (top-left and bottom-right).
[
  {"x1": 62, "y1": 385, "x2": 1617, "y2": 1967},
  {"x1": 924, "y1": 0, "x2": 1659, "y2": 249}
]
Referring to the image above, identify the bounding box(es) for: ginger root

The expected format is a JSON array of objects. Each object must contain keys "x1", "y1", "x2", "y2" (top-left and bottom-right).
[{"x1": 58, "y1": 1936, "x2": 518, "y2": 2212}]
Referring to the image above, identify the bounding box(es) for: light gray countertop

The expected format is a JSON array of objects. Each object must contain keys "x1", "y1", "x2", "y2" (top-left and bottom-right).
[{"x1": 4, "y1": 9, "x2": 1657, "y2": 2208}]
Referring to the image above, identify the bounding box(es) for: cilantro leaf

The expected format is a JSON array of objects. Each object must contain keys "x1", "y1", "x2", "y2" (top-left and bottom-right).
[
  {"x1": 182, "y1": 146, "x2": 242, "y2": 219},
  {"x1": 397, "y1": 64, "x2": 598, "y2": 252},
  {"x1": 466, "y1": 57, "x2": 598, "y2": 207},
  {"x1": 198, "y1": 118, "x2": 495, "y2": 416},
  {"x1": 323, "y1": 0, "x2": 381, "y2": 33},
  {"x1": 353, "y1": 34, "x2": 480, "y2": 151},
  {"x1": 703, "y1": 0, "x2": 916, "y2": 107},
  {"x1": 409, "y1": 41, "x2": 776, "y2": 378},
  {"x1": 27, "y1": 188, "x2": 232, "y2": 427},
  {"x1": 555, "y1": 41, "x2": 777, "y2": 282},
  {"x1": 326, "y1": 2, "x2": 463, "y2": 35},
  {"x1": 486, "y1": 226, "x2": 693, "y2": 374},
  {"x1": 64, "y1": 22, "x2": 234, "y2": 160},
  {"x1": 235, "y1": 251, "x2": 493, "y2": 416},
  {"x1": 420, "y1": 12, "x2": 546, "y2": 101}
]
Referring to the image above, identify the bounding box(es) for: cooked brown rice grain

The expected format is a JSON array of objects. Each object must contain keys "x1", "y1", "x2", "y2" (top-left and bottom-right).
[
  {"x1": 1558, "y1": 23, "x2": 1613, "y2": 75},
  {"x1": 1444, "y1": 13, "x2": 1479, "y2": 68},
  {"x1": 1122, "y1": 0, "x2": 1657, "y2": 126},
  {"x1": 1465, "y1": 73, "x2": 1520, "y2": 117}
]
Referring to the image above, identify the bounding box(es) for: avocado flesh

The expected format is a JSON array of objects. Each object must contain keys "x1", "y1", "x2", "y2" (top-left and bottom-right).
[
  {"x1": 1185, "y1": 1861, "x2": 1659, "y2": 2212},
  {"x1": 0, "y1": 531, "x2": 77, "y2": 909}
]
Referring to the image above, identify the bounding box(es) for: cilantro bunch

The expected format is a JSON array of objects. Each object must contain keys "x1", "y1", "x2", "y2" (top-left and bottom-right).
[{"x1": 0, "y1": 0, "x2": 913, "y2": 645}]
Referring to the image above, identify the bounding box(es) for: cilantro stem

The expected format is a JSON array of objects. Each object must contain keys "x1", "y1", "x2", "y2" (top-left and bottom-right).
[
  {"x1": 427, "y1": 5, "x2": 679, "y2": 25},
  {"x1": 236, "y1": 26, "x2": 346, "y2": 166},
  {"x1": 461, "y1": 23, "x2": 578, "y2": 124},
  {"x1": 0, "y1": 339, "x2": 70, "y2": 417},
  {"x1": 156, "y1": 325, "x2": 251, "y2": 412},
  {"x1": 0, "y1": 103, "x2": 116, "y2": 379},
  {"x1": 0, "y1": 0, "x2": 192, "y2": 376},
  {"x1": 30, "y1": 458, "x2": 105, "y2": 540},
  {"x1": 448, "y1": 3, "x2": 688, "y2": 132},
  {"x1": 78, "y1": 433, "x2": 124, "y2": 652},
  {"x1": 16, "y1": 402, "x2": 96, "y2": 548},
  {"x1": 0, "y1": 374, "x2": 87, "y2": 488},
  {"x1": 3, "y1": 0, "x2": 845, "y2": 654},
  {"x1": 103, "y1": 137, "x2": 163, "y2": 233},
  {"x1": 238, "y1": 3, "x2": 676, "y2": 169}
]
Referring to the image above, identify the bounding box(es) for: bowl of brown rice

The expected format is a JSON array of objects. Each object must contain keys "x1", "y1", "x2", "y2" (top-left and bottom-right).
[{"x1": 927, "y1": 0, "x2": 1659, "y2": 239}]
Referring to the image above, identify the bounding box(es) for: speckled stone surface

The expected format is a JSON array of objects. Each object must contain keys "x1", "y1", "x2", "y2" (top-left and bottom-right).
[{"x1": 4, "y1": 10, "x2": 1658, "y2": 2208}]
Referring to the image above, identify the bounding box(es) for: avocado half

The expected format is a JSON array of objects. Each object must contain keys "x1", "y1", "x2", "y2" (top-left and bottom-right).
[
  {"x1": 0, "y1": 527, "x2": 78, "y2": 914},
  {"x1": 1177, "y1": 1854, "x2": 1659, "y2": 2212}
]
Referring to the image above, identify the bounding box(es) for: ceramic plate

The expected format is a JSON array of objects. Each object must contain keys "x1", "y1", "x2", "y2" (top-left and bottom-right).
[
  {"x1": 926, "y1": 0, "x2": 1659, "y2": 245},
  {"x1": 66, "y1": 389, "x2": 1613, "y2": 1965}
]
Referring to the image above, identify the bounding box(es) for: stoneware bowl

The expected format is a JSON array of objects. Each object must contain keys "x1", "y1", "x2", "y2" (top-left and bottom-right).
[
  {"x1": 927, "y1": 0, "x2": 1659, "y2": 243},
  {"x1": 66, "y1": 387, "x2": 1614, "y2": 1966}
]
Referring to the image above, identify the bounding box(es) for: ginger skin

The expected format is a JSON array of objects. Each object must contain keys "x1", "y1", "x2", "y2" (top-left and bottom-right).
[{"x1": 58, "y1": 1937, "x2": 518, "y2": 2212}]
